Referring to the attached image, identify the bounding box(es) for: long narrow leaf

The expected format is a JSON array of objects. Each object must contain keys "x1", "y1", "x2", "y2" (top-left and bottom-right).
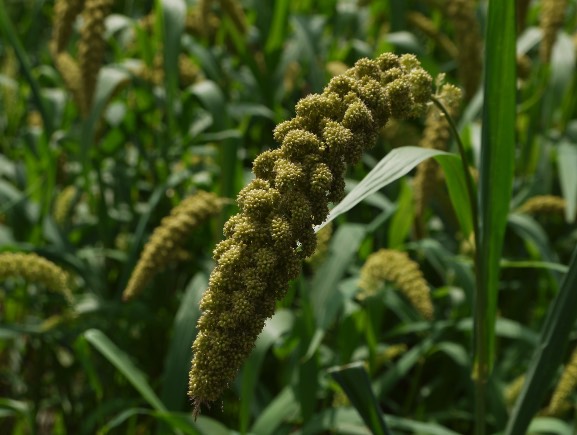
[
  {"x1": 303, "y1": 224, "x2": 366, "y2": 360},
  {"x1": 316, "y1": 147, "x2": 454, "y2": 232},
  {"x1": 84, "y1": 329, "x2": 167, "y2": 412},
  {"x1": 557, "y1": 140, "x2": 577, "y2": 222},
  {"x1": 250, "y1": 386, "x2": 299, "y2": 435},
  {"x1": 437, "y1": 154, "x2": 474, "y2": 237},
  {"x1": 328, "y1": 362, "x2": 391, "y2": 435},
  {"x1": 161, "y1": 273, "x2": 208, "y2": 411},
  {"x1": 475, "y1": 0, "x2": 516, "y2": 383},
  {"x1": 239, "y1": 309, "x2": 294, "y2": 433},
  {"x1": 505, "y1": 247, "x2": 577, "y2": 435}
]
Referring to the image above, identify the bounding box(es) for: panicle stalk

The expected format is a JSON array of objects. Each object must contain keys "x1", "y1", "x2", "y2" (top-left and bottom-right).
[{"x1": 413, "y1": 81, "x2": 462, "y2": 236}]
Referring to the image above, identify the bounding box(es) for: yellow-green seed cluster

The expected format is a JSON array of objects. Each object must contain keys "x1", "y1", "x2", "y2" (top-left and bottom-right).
[
  {"x1": 305, "y1": 221, "x2": 333, "y2": 267},
  {"x1": 545, "y1": 346, "x2": 577, "y2": 416},
  {"x1": 518, "y1": 195, "x2": 567, "y2": 216},
  {"x1": 504, "y1": 374, "x2": 526, "y2": 408},
  {"x1": 50, "y1": 0, "x2": 111, "y2": 115},
  {"x1": 50, "y1": 0, "x2": 85, "y2": 55},
  {"x1": 53, "y1": 52, "x2": 83, "y2": 110},
  {"x1": 358, "y1": 249, "x2": 434, "y2": 320},
  {"x1": 0, "y1": 252, "x2": 72, "y2": 301},
  {"x1": 189, "y1": 53, "x2": 432, "y2": 411},
  {"x1": 540, "y1": 0, "x2": 568, "y2": 63},
  {"x1": 122, "y1": 191, "x2": 223, "y2": 301},
  {"x1": 53, "y1": 185, "x2": 77, "y2": 226},
  {"x1": 78, "y1": 0, "x2": 113, "y2": 116},
  {"x1": 377, "y1": 343, "x2": 408, "y2": 365},
  {"x1": 413, "y1": 82, "x2": 462, "y2": 234}
]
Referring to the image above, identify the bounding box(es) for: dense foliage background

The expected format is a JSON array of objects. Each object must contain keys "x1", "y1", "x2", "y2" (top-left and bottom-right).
[{"x1": 1, "y1": 0, "x2": 577, "y2": 434}]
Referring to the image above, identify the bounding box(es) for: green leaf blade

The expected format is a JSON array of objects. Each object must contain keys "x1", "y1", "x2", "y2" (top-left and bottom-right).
[
  {"x1": 316, "y1": 147, "x2": 453, "y2": 233},
  {"x1": 476, "y1": 0, "x2": 516, "y2": 377},
  {"x1": 84, "y1": 329, "x2": 167, "y2": 413}
]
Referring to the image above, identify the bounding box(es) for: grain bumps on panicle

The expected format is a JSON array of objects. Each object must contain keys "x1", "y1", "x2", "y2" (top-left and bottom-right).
[
  {"x1": 77, "y1": 0, "x2": 113, "y2": 115},
  {"x1": 0, "y1": 252, "x2": 72, "y2": 301},
  {"x1": 358, "y1": 249, "x2": 434, "y2": 320},
  {"x1": 188, "y1": 53, "x2": 433, "y2": 412},
  {"x1": 122, "y1": 191, "x2": 224, "y2": 301}
]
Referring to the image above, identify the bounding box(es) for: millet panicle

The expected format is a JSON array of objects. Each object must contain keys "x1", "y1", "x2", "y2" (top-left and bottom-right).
[
  {"x1": 188, "y1": 53, "x2": 433, "y2": 413},
  {"x1": 544, "y1": 346, "x2": 577, "y2": 416},
  {"x1": 77, "y1": 0, "x2": 113, "y2": 116},
  {"x1": 0, "y1": 252, "x2": 72, "y2": 302},
  {"x1": 122, "y1": 191, "x2": 224, "y2": 301},
  {"x1": 358, "y1": 249, "x2": 434, "y2": 320}
]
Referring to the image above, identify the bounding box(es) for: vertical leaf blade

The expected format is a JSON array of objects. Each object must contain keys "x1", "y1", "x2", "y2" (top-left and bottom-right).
[
  {"x1": 476, "y1": 0, "x2": 516, "y2": 377},
  {"x1": 505, "y1": 247, "x2": 577, "y2": 434}
]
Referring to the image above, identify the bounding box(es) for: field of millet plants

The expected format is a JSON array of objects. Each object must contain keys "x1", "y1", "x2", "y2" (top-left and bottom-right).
[{"x1": 1, "y1": 0, "x2": 577, "y2": 433}]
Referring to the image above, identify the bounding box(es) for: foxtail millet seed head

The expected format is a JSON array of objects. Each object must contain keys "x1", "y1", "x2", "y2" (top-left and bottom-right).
[
  {"x1": 54, "y1": 53, "x2": 84, "y2": 109},
  {"x1": 544, "y1": 346, "x2": 577, "y2": 416},
  {"x1": 305, "y1": 222, "x2": 333, "y2": 267},
  {"x1": 358, "y1": 249, "x2": 434, "y2": 320},
  {"x1": 77, "y1": 0, "x2": 113, "y2": 116},
  {"x1": 540, "y1": 0, "x2": 568, "y2": 63},
  {"x1": 504, "y1": 375, "x2": 526, "y2": 408},
  {"x1": 51, "y1": 0, "x2": 85, "y2": 55},
  {"x1": 188, "y1": 53, "x2": 433, "y2": 413},
  {"x1": 53, "y1": 185, "x2": 78, "y2": 227},
  {"x1": 0, "y1": 252, "x2": 72, "y2": 301},
  {"x1": 518, "y1": 195, "x2": 567, "y2": 217},
  {"x1": 122, "y1": 191, "x2": 224, "y2": 301}
]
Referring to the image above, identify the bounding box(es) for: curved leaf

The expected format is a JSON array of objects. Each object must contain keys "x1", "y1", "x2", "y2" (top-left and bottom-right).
[{"x1": 316, "y1": 147, "x2": 454, "y2": 232}]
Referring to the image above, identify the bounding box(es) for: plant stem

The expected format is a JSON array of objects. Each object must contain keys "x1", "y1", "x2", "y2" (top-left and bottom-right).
[{"x1": 431, "y1": 95, "x2": 486, "y2": 435}]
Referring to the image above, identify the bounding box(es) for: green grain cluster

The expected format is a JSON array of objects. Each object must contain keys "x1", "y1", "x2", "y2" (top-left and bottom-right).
[
  {"x1": 78, "y1": 0, "x2": 113, "y2": 115},
  {"x1": 122, "y1": 191, "x2": 223, "y2": 301},
  {"x1": 540, "y1": 0, "x2": 568, "y2": 63},
  {"x1": 188, "y1": 53, "x2": 432, "y2": 411},
  {"x1": 518, "y1": 195, "x2": 567, "y2": 216},
  {"x1": 0, "y1": 252, "x2": 72, "y2": 301},
  {"x1": 545, "y1": 346, "x2": 577, "y2": 416},
  {"x1": 358, "y1": 249, "x2": 434, "y2": 320},
  {"x1": 50, "y1": 0, "x2": 85, "y2": 54}
]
